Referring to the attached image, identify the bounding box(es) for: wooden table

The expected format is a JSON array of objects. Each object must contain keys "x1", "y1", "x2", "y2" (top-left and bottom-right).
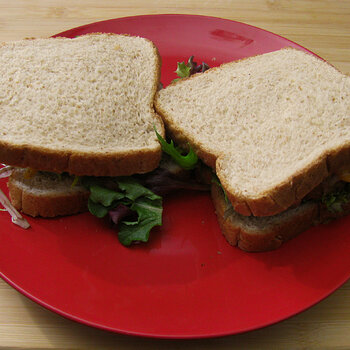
[{"x1": 0, "y1": 1, "x2": 349, "y2": 349}]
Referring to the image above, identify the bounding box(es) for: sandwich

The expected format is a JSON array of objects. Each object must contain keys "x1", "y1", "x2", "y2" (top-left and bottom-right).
[
  {"x1": 0, "y1": 33, "x2": 167, "y2": 244},
  {"x1": 155, "y1": 48, "x2": 350, "y2": 251}
]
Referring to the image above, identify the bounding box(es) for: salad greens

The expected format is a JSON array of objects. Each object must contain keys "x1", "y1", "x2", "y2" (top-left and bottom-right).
[
  {"x1": 322, "y1": 183, "x2": 350, "y2": 213},
  {"x1": 175, "y1": 61, "x2": 191, "y2": 79},
  {"x1": 118, "y1": 196, "x2": 162, "y2": 246},
  {"x1": 82, "y1": 177, "x2": 162, "y2": 246},
  {"x1": 154, "y1": 127, "x2": 198, "y2": 170},
  {"x1": 83, "y1": 127, "x2": 205, "y2": 247},
  {"x1": 173, "y1": 55, "x2": 210, "y2": 82},
  {"x1": 212, "y1": 174, "x2": 229, "y2": 203}
]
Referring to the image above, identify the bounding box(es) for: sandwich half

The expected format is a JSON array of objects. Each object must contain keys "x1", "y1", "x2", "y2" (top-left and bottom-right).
[
  {"x1": 155, "y1": 48, "x2": 350, "y2": 251},
  {"x1": 0, "y1": 33, "x2": 164, "y2": 217}
]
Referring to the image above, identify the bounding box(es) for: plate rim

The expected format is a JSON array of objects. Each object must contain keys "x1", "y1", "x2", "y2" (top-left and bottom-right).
[
  {"x1": 1, "y1": 271, "x2": 349, "y2": 339},
  {"x1": 54, "y1": 13, "x2": 322, "y2": 59}
]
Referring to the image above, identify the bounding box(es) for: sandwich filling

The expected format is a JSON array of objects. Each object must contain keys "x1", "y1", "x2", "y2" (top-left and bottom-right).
[
  {"x1": 1, "y1": 133, "x2": 210, "y2": 246},
  {"x1": 221, "y1": 174, "x2": 350, "y2": 227}
]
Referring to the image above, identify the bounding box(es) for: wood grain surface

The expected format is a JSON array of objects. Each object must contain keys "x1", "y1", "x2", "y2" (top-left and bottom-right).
[{"x1": 0, "y1": 1, "x2": 349, "y2": 349}]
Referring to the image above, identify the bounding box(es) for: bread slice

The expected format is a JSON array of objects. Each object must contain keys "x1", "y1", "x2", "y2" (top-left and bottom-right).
[
  {"x1": 0, "y1": 34, "x2": 164, "y2": 177},
  {"x1": 8, "y1": 168, "x2": 89, "y2": 217},
  {"x1": 211, "y1": 183, "x2": 318, "y2": 251},
  {"x1": 155, "y1": 48, "x2": 350, "y2": 217},
  {"x1": 211, "y1": 183, "x2": 350, "y2": 252}
]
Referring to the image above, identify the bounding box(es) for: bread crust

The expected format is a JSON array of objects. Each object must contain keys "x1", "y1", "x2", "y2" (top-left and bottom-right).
[
  {"x1": 217, "y1": 142, "x2": 350, "y2": 217},
  {"x1": 0, "y1": 141, "x2": 163, "y2": 176},
  {"x1": 157, "y1": 107, "x2": 350, "y2": 217},
  {"x1": 155, "y1": 48, "x2": 350, "y2": 216},
  {"x1": 0, "y1": 34, "x2": 165, "y2": 177},
  {"x1": 211, "y1": 183, "x2": 350, "y2": 252},
  {"x1": 8, "y1": 175, "x2": 89, "y2": 217}
]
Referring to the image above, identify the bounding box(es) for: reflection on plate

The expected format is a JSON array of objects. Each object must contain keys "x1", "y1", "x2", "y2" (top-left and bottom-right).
[{"x1": 0, "y1": 15, "x2": 349, "y2": 339}]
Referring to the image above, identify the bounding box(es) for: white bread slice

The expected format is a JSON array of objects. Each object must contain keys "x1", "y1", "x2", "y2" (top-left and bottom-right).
[
  {"x1": 211, "y1": 183, "x2": 350, "y2": 252},
  {"x1": 155, "y1": 48, "x2": 350, "y2": 217},
  {"x1": 8, "y1": 168, "x2": 89, "y2": 217},
  {"x1": 0, "y1": 34, "x2": 164, "y2": 177}
]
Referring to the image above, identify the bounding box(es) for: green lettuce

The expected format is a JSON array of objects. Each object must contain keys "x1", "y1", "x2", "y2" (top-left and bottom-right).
[
  {"x1": 173, "y1": 56, "x2": 210, "y2": 82},
  {"x1": 118, "y1": 197, "x2": 162, "y2": 245},
  {"x1": 212, "y1": 174, "x2": 229, "y2": 203},
  {"x1": 89, "y1": 185, "x2": 124, "y2": 207},
  {"x1": 154, "y1": 127, "x2": 198, "y2": 170},
  {"x1": 82, "y1": 177, "x2": 162, "y2": 246},
  {"x1": 322, "y1": 183, "x2": 350, "y2": 213},
  {"x1": 175, "y1": 61, "x2": 191, "y2": 79},
  {"x1": 117, "y1": 177, "x2": 160, "y2": 201}
]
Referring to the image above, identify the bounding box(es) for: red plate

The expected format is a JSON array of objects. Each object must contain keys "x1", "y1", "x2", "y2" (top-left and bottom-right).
[{"x1": 0, "y1": 15, "x2": 349, "y2": 339}]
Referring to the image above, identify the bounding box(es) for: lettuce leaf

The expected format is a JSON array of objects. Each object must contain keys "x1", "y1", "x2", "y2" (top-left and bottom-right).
[
  {"x1": 175, "y1": 61, "x2": 191, "y2": 78},
  {"x1": 87, "y1": 198, "x2": 110, "y2": 218},
  {"x1": 83, "y1": 176, "x2": 163, "y2": 246},
  {"x1": 118, "y1": 197, "x2": 162, "y2": 246},
  {"x1": 109, "y1": 205, "x2": 136, "y2": 226},
  {"x1": 116, "y1": 177, "x2": 161, "y2": 201},
  {"x1": 212, "y1": 174, "x2": 229, "y2": 203},
  {"x1": 322, "y1": 184, "x2": 350, "y2": 213},
  {"x1": 89, "y1": 185, "x2": 124, "y2": 207},
  {"x1": 154, "y1": 127, "x2": 198, "y2": 170},
  {"x1": 173, "y1": 56, "x2": 210, "y2": 82}
]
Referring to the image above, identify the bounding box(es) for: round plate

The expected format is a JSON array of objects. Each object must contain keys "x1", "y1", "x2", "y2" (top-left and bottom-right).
[{"x1": 0, "y1": 14, "x2": 349, "y2": 339}]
